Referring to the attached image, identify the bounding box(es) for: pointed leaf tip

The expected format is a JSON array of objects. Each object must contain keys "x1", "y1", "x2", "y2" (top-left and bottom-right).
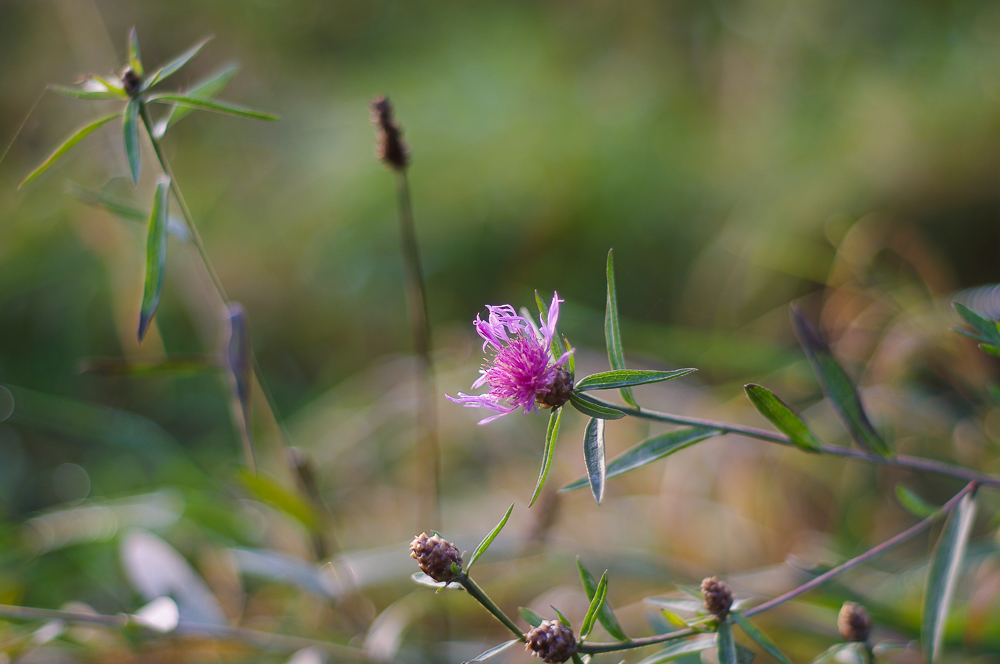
[
  {"x1": 137, "y1": 180, "x2": 170, "y2": 342},
  {"x1": 583, "y1": 418, "x2": 607, "y2": 504}
]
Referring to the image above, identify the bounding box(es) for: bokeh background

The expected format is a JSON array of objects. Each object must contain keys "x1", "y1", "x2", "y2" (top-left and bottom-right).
[{"x1": 2, "y1": 0, "x2": 1000, "y2": 661}]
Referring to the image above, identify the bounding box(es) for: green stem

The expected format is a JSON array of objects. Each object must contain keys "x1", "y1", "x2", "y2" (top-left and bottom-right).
[
  {"x1": 455, "y1": 572, "x2": 525, "y2": 641},
  {"x1": 580, "y1": 395, "x2": 1000, "y2": 489}
]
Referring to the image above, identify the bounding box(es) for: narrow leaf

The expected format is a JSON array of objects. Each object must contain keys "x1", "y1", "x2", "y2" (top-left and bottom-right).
[
  {"x1": 65, "y1": 182, "x2": 189, "y2": 240},
  {"x1": 953, "y1": 302, "x2": 1000, "y2": 345},
  {"x1": 979, "y1": 344, "x2": 1000, "y2": 357},
  {"x1": 635, "y1": 636, "x2": 715, "y2": 664},
  {"x1": 552, "y1": 606, "x2": 572, "y2": 629},
  {"x1": 20, "y1": 113, "x2": 122, "y2": 188},
  {"x1": 922, "y1": 491, "x2": 977, "y2": 664},
  {"x1": 530, "y1": 407, "x2": 562, "y2": 507},
  {"x1": 578, "y1": 559, "x2": 628, "y2": 640},
  {"x1": 79, "y1": 355, "x2": 220, "y2": 377},
  {"x1": 790, "y1": 304, "x2": 891, "y2": 456},
  {"x1": 605, "y1": 249, "x2": 638, "y2": 407},
  {"x1": 145, "y1": 94, "x2": 278, "y2": 121},
  {"x1": 238, "y1": 470, "x2": 324, "y2": 532},
  {"x1": 660, "y1": 610, "x2": 690, "y2": 628},
  {"x1": 128, "y1": 27, "x2": 144, "y2": 76},
  {"x1": 561, "y1": 427, "x2": 722, "y2": 493},
  {"x1": 562, "y1": 335, "x2": 575, "y2": 374},
  {"x1": 568, "y1": 393, "x2": 625, "y2": 420},
  {"x1": 48, "y1": 84, "x2": 126, "y2": 100},
  {"x1": 579, "y1": 571, "x2": 608, "y2": 639},
  {"x1": 124, "y1": 97, "x2": 141, "y2": 184},
  {"x1": 464, "y1": 639, "x2": 519, "y2": 664},
  {"x1": 583, "y1": 418, "x2": 607, "y2": 504},
  {"x1": 154, "y1": 66, "x2": 240, "y2": 138},
  {"x1": 731, "y1": 613, "x2": 792, "y2": 664},
  {"x1": 225, "y1": 303, "x2": 253, "y2": 443},
  {"x1": 519, "y1": 607, "x2": 545, "y2": 628},
  {"x1": 716, "y1": 621, "x2": 737, "y2": 664},
  {"x1": 467, "y1": 503, "x2": 514, "y2": 572},
  {"x1": 744, "y1": 383, "x2": 822, "y2": 452},
  {"x1": 137, "y1": 179, "x2": 169, "y2": 341},
  {"x1": 144, "y1": 36, "x2": 213, "y2": 88},
  {"x1": 575, "y1": 369, "x2": 695, "y2": 392},
  {"x1": 895, "y1": 484, "x2": 939, "y2": 519}
]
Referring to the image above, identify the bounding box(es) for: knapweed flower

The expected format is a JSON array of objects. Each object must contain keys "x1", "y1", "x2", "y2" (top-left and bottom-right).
[{"x1": 448, "y1": 292, "x2": 573, "y2": 424}]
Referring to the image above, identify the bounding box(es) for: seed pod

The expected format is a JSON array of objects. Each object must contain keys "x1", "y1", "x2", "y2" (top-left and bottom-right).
[
  {"x1": 701, "y1": 576, "x2": 733, "y2": 620},
  {"x1": 525, "y1": 619, "x2": 576, "y2": 664},
  {"x1": 370, "y1": 96, "x2": 409, "y2": 171},
  {"x1": 838, "y1": 602, "x2": 872, "y2": 643},
  {"x1": 409, "y1": 533, "x2": 462, "y2": 582}
]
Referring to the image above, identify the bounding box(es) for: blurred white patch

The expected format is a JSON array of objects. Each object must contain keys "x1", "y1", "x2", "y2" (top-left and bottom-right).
[
  {"x1": 53, "y1": 463, "x2": 90, "y2": 504},
  {"x1": 286, "y1": 646, "x2": 326, "y2": 664},
  {"x1": 31, "y1": 619, "x2": 65, "y2": 645},
  {"x1": 132, "y1": 596, "x2": 179, "y2": 633}
]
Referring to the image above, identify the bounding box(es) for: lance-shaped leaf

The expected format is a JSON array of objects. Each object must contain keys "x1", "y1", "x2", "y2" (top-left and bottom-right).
[
  {"x1": 922, "y1": 490, "x2": 977, "y2": 664},
  {"x1": 716, "y1": 621, "x2": 737, "y2": 664},
  {"x1": 605, "y1": 249, "x2": 638, "y2": 407},
  {"x1": 561, "y1": 427, "x2": 722, "y2": 492},
  {"x1": 79, "y1": 355, "x2": 220, "y2": 377},
  {"x1": 744, "y1": 383, "x2": 822, "y2": 452},
  {"x1": 464, "y1": 639, "x2": 519, "y2": 664},
  {"x1": 144, "y1": 36, "x2": 213, "y2": 89},
  {"x1": 123, "y1": 97, "x2": 141, "y2": 184},
  {"x1": 731, "y1": 613, "x2": 792, "y2": 664},
  {"x1": 552, "y1": 606, "x2": 572, "y2": 628},
  {"x1": 226, "y1": 303, "x2": 254, "y2": 443},
  {"x1": 530, "y1": 407, "x2": 562, "y2": 507},
  {"x1": 137, "y1": 179, "x2": 169, "y2": 342},
  {"x1": 48, "y1": 84, "x2": 127, "y2": 100},
  {"x1": 790, "y1": 304, "x2": 891, "y2": 457},
  {"x1": 579, "y1": 571, "x2": 608, "y2": 639},
  {"x1": 20, "y1": 113, "x2": 122, "y2": 188},
  {"x1": 895, "y1": 484, "x2": 939, "y2": 519},
  {"x1": 519, "y1": 607, "x2": 545, "y2": 628},
  {"x1": 575, "y1": 369, "x2": 696, "y2": 393},
  {"x1": 467, "y1": 503, "x2": 514, "y2": 572},
  {"x1": 636, "y1": 635, "x2": 716, "y2": 664},
  {"x1": 145, "y1": 94, "x2": 279, "y2": 121},
  {"x1": 154, "y1": 66, "x2": 240, "y2": 138},
  {"x1": 578, "y1": 558, "x2": 628, "y2": 641},
  {"x1": 128, "y1": 27, "x2": 144, "y2": 76},
  {"x1": 583, "y1": 418, "x2": 607, "y2": 504},
  {"x1": 568, "y1": 393, "x2": 625, "y2": 420},
  {"x1": 952, "y1": 302, "x2": 1000, "y2": 345}
]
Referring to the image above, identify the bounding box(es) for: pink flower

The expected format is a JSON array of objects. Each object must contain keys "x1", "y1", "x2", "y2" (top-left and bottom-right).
[{"x1": 448, "y1": 293, "x2": 574, "y2": 424}]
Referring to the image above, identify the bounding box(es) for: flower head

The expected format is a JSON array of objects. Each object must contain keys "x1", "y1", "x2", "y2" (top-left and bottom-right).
[
  {"x1": 448, "y1": 292, "x2": 573, "y2": 424},
  {"x1": 525, "y1": 620, "x2": 576, "y2": 663}
]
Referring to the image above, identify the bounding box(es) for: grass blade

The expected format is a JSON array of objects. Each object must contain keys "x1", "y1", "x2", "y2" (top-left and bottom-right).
[
  {"x1": 922, "y1": 490, "x2": 977, "y2": 663},
  {"x1": 467, "y1": 502, "x2": 514, "y2": 572},
  {"x1": 124, "y1": 98, "x2": 141, "y2": 184},
  {"x1": 635, "y1": 635, "x2": 715, "y2": 664},
  {"x1": 790, "y1": 304, "x2": 891, "y2": 457},
  {"x1": 716, "y1": 621, "x2": 737, "y2": 664},
  {"x1": 128, "y1": 27, "x2": 144, "y2": 76},
  {"x1": 464, "y1": 639, "x2": 519, "y2": 664},
  {"x1": 731, "y1": 613, "x2": 792, "y2": 664},
  {"x1": 568, "y1": 393, "x2": 625, "y2": 420},
  {"x1": 605, "y1": 249, "x2": 637, "y2": 407},
  {"x1": 561, "y1": 427, "x2": 722, "y2": 493},
  {"x1": 137, "y1": 179, "x2": 169, "y2": 342},
  {"x1": 579, "y1": 570, "x2": 608, "y2": 639},
  {"x1": 578, "y1": 558, "x2": 628, "y2": 640},
  {"x1": 19, "y1": 113, "x2": 122, "y2": 188},
  {"x1": 145, "y1": 94, "x2": 278, "y2": 121},
  {"x1": 895, "y1": 484, "x2": 939, "y2": 519},
  {"x1": 744, "y1": 383, "x2": 822, "y2": 452},
  {"x1": 144, "y1": 36, "x2": 213, "y2": 89},
  {"x1": 530, "y1": 407, "x2": 562, "y2": 507},
  {"x1": 155, "y1": 66, "x2": 240, "y2": 138},
  {"x1": 583, "y1": 418, "x2": 607, "y2": 504},
  {"x1": 575, "y1": 369, "x2": 696, "y2": 392}
]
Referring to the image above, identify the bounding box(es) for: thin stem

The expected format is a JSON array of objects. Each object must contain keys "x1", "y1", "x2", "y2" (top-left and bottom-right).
[
  {"x1": 580, "y1": 395, "x2": 1000, "y2": 489},
  {"x1": 577, "y1": 626, "x2": 698, "y2": 655},
  {"x1": 456, "y1": 572, "x2": 525, "y2": 641}
]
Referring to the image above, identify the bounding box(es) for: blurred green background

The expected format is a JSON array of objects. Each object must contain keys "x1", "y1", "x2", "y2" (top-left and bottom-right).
[{"x1": 2, "y1": 0, "x2": 1000, "y2": 661}]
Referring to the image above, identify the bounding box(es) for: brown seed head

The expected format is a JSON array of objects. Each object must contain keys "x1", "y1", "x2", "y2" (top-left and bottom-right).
[
  {"x1": 525, "y1": 620, "x2": 576, "y2": 664},
  {"x1": 701, "y1": 576, "x2": 733, "y2": 620},
  {"x1": 536, "y1": 366, "x2": 574, "y2": 409},
  {"x1": 121, "y1": 67, "x2": 142, "y2": 96},
  {"x1": 838, "y1": 602, "x2": 872, "y2": 643},
  {"x1": 409, "y1": 532, "x2": 462, "y2": 582},
  {"x1": 370, "y1": 96, "x2": 409, "y2": 171}
]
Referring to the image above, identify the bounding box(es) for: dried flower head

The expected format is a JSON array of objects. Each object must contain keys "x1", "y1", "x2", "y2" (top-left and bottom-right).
[
  {"x1": 409, "y1": 533, "x2": 462, "y2": 582},
  {"x1": 447, "y1": 292, "x2": 574, "y2": 424},
  {"x1": 121, "y1": 67, "x2": 142, "y2": 96},
  {"x1": 838, "y1": 602, "x2": 872, "y2": 643},
  {"x1": 525, "y1": 620, "x2": 576, "y2": 663},
  {"x1": 370, "y1": 96, "x2": 409, "y2": 170},
  {"x1": 701, "y1": 576, "x2": 733, "y2": 620}
]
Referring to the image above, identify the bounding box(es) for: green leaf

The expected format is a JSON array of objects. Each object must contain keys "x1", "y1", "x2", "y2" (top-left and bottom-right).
[
  {"x1": 79, "y1": 355, "x2": 221, "y2": 377},
  {"x1": 579, "y1": 570, "x2": 608, "y2": 639},
  {"x1": 895, "y1": 484, "x2": 939, "y2": 519},
  {"x1": 65, "y1": 182, "x2": 189, "y2": 240},
  {"x1": 225, "y1": 303, "x2": 253, "y2": 441},
  {"x1": 575, "y1": 369, "x2": 696, "y2": 393},
  {"x1": 464, "y1": 640, "x2": 519, "y2": 663},
  {"x1": 922, "y1": 490, "x2": 977, "y2": 663},
  {"x1": 953, "y1": 302, "x2": 1000, "y2": 345},
  {"x1": 137, "y1": 179, "x2": 169, "y2": 341},
  {"x1": 584, "y1": 418, "x2": 607, "y2": 504},
  {"x1": 731, "y1": 613, "x2": 792, "y2": 664},
  {"x1": 635, "y1": 636, "x2": 715, "y2": 664},
  {"x1": 562, "y1": 335, "x2": 575, "y2": 374},
  {"x1": 19, "y1": 113, "x2": 122, "y2": 188},
  {"x1": 48, "y1": 84, "x2": 127, "y2": 100},
  {"x1": 578, "y1": 558, "x2": 628, "y2": 641},
  {"x1": 552, "y1": 606, "x2": 572, "y2": 629},
  {"x1": 145, "y1": 94, "x2": 279, "y2": 121},
  {"x1": 237, "y1": 469, "x2": 324, "y2": 532},
  {"x1": 979, "y1": 343, "x2": 1000, "y2": 357},
  {"x1": 467, "y1": 502, "x2": 514, "y2": 572},
  {"x1": 154, "y1": 66, "x2": 240, "y2": 138},
  {"x1": 127, "y1": 27, "x2": 144, "y2": 76},
  {"x1": 570, "y1": 654, "x2": 585, "y2": 664},
  {"x1": 790, "y1": 304, "x2": 891, "y2": 457},
  {"x1": 144, "y1": 36, "x2": 213, "y2": 89},
  {"x1": 605, "y1": 249, "x2": 638, "y2": 407},
  {"x1": 736, "y1": 643, "x2": 756, "y2": 664},
  {"x1": 716, "y1": 621, "x2": 737, "y2": 664},
  {"x1": 744, "y1": 383, "x2": 822, "y2": 452},
  {"x1": 660, "y1": 609, "x2": 690, "y2": 628},
  {"x1": 568, "y1": 393, "x2": 625, "y2": 420},
  {"x1": 123, "y1": 97, "x2": 141, "y2": 184},
  {"x1": 530, "y1": 407, "x2": 562, "y2": 508},
  {"x1": 988, "y1": 383, "x2": 1000, "y2": 405},
  {"x1": 561, "y1": 427, "x2": 722, "y2": 493},
  {"x1": 519, "y1": 607, "x2": 545, "y2": 628}
]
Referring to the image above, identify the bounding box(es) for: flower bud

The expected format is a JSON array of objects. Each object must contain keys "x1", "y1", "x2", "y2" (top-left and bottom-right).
[
  {"x1": 838, "y1": 602, "x2": 872, "y2": 643},
  {"x1": 525, "y1": 620, "x2": 576, "y2": 663},
  {"x1": 535, "y1": 366, "x2": 574, "y2": 409},
  {"x1": 121, "y1": 67, "x2": 142, "y2": 96},
  {"x1": 370, "y1": 96, "x2": 409, "y2": 171},
  {"x1": 701, "y1": 576, "x2": 733, "y2": 620},
  {"x1": 409, "y1": 533, "x2": 462, "y2": 582}
]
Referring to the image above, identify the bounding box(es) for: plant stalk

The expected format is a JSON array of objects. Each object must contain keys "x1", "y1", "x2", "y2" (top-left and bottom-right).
[{"x1": 456, "y1": 572, "x2": 525, "y2": 641}]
